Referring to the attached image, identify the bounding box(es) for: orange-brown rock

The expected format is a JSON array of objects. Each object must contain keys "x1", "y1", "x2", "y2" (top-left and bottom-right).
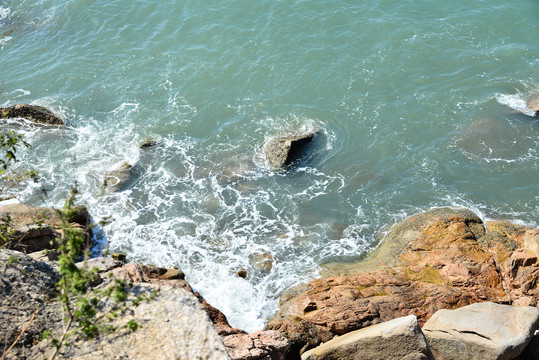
[{"x1": 266, "y1": 208, "x2": 539, "y2": 358}]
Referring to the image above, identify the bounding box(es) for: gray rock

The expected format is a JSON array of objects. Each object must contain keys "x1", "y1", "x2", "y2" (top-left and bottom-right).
[
  {"x1": 0, "y1": 104, "x2": 64, "y2": 125},
  {"x1": 0, "y1": 249, "x2": 62, "y2": 360},
  {"x1": 103, "y1": 162, "x2": 137, "y2": 192},
  {"x1": 262, "y1": 130, "x2": 319, "y2": 170},
  {"x1": 32, "y1": 284, "x2": 231, "y2": 360},
  {"x1": 301, "y1": 315, "x2": 434, "y2": 360},
  {"x1": 76, "y1": 256, "x2": 124, "y2": 273},
  {"x1": 422, "y1": 302, "x2": 539, "y2": 360}
]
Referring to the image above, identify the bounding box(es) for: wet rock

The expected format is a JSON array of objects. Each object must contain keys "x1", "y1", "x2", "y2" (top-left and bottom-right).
[
  {"x1": 139, "y1": 138, "x2": 158, "y2": 149},
  {"x1": 302, "y1": 315, "x2": 434, "y2": 360},
  {"x1": 527, "y1": 95, "x2": 539, "y2": 117},
  {"x1": 262, "y1": 130, "x2": 319, "y2": 170},
  {"x1": 103, "y1": 162, "x2": 137, "y2": 192},
  {"x1": 422, "y1": 302, "x2": 539, "y2": 360},
  {"x1": 236, "y1": 268, "x2": 248, "y2": 279},
  {"x1": 0, "y1": 249, "x2": 62, "y2": 360},
  {"x1": 0, "y1": 203, "x2": 92, "y2": 253},
  {"x1": 0, "y1": 104, "x2": 64, "y2": 125},
  {"x1": 250, "y1": 251, "x2": 274, "y2": 273},
  {"x1": 32, "y1": 284, "x2": 231, "y2": 360},
  {"x1": 266, "y1": 208, "x2": 513, "y2": 357}
]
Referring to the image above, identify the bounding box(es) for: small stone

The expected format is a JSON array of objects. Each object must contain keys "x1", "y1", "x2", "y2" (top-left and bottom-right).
[
  {"x1": 140, "y1": 139, "x2": 158, "y2": 149},
  {"x1": 237, "y1": 268, "x2": 248, "y2": 279}
]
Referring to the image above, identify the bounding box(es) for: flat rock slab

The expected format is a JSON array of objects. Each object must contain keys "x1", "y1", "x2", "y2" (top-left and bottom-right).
[
  {"x1": 0, "y1": 104, "x2": 64, "y2": 125},
  {"x1": 302, "y1": 315, "x2": 434, "y2": 360},
  {"x1": 262, "y1": 130, "x2": 319, "y2": 169},
  {"x1": 422, "y1": 302, "x2": 539, "y2": 360}
]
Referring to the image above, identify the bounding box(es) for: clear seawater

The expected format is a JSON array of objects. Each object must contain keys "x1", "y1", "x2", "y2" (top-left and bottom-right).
[{"x1": 1, "y1": 0, "x2": 538, "y2": 331}]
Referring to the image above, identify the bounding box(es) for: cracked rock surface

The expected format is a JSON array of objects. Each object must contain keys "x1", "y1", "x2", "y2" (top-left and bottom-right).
[{"x1": 422, "y1": 302, "x2": 539, "y2": 360}]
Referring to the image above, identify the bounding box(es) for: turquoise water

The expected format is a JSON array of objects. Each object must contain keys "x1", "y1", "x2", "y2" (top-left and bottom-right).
[{"x1": 1, "y1": 0, "x2": 538, "y2": 331}]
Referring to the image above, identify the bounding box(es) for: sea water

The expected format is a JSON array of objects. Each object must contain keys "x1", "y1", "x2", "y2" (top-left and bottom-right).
[{"x1": 1, "y1": 0, "x2": 538, "y2": 331}]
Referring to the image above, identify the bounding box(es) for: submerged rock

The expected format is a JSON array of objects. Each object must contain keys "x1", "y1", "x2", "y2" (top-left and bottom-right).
[
  {"x1": 262, "y1": 129, "x2": 319, "y2": 170},
  {"x1": 267, "y1": 207, "x2": 539, "y2": 358},
  {"x1": 423, "y1": 302, "x2": 539, "y2": 360},
  {"x1": 0, "y1": 104, "x2": 64, "y2": 125}
]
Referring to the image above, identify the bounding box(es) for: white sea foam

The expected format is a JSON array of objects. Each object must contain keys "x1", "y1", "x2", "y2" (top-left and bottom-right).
[
  {"x1": 0, "y1": 6, "x2": 10, "y2": 21},
  {"x1": 496, "y1": 93, "x2": 537, "y2": 117}
]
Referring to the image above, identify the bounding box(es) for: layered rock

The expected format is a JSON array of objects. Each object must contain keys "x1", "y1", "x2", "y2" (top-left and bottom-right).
[
  {"x1": 267, "y1": 207, "x2": 539, "y2": 358},
  {"x1": 422, "y1": 302, "x2": 539, "y2": 360},
  {"x1": 0, "y1": 104, "x2": 64, "y2": 125},
  {"x1": 301, "y1": 315, "x2": 434, "y2": 360},
  {"x1": 0, "y1": 203, "x2": 92, "y2": 253},
  {"x1": 262, "y1": 130, "x2": 319, "y2": 170}
]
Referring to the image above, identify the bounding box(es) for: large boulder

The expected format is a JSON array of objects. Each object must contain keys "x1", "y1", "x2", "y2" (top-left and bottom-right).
[
  {"x1": 0, "y1": 203, "x2": 92, "y2": 253},
  {"x1": 108, "y1": 262, "x2": 290, "y2": 360},
  {"x1": 422, "y1": 302, "x2": 539, "y2": 360},
  {"x1": 32, "y1": 284, "x2": 232, "y2": 360},
  {"x1": 262, "y1": 130, "x2": 319, "y2": 170},
  {"x1": 267, "y1": 208, "x2": 539, "y2": 358},
  {"x1": 301, "y1": 315, "x2": 434, "y2": 360},
  {"x1": 0, "y1": 249, "x2": 62, "y2": 360},
  {"x1": 0, "y1": 104, "x2": 64, "y2": 125}
]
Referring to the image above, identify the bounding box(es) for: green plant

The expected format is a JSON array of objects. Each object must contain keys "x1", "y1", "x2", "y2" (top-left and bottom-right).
[
  {"x1": 45, "y1": 188, "x2": 151, "y2": 360},
  {"x1": 0, "y1": 130, "x2": 29, "y2": 175}
]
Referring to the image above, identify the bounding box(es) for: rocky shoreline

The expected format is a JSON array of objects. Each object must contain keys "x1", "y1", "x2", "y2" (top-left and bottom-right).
[
  {"x1": 1, "y1": 105, "x2": 539, "y2": 359},
  {"x1": 2, "y1": 202, "x2": 539, "y2": 359}
]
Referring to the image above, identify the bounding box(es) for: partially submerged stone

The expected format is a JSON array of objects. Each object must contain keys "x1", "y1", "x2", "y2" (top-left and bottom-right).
[
  {"x1": 262, "y1": 130, "x2": 319, "y2": 170},
  {"x1": 302, "y1": 315, "x2": 434, "y2": 360},
  {"x1": 0, "y1": 104, "x2": 64, "y2": 125},
  {"x1": 422, "y1": 302, "x2": 539, "y2": 360},
  {"x1": 527, "y1": 95, "x2": 539, "y2": 117},
  {"x1": 103, "y1": 162, "x2": 136, "y2": 192}
]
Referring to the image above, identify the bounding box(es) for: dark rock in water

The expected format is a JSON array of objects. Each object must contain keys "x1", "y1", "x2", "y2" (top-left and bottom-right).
[
  {"x1": 103, "y1": 162, "x2": 136, "y2": 192},
  {"x1": 262, "y1": 129, "x2": 319, "y2": 170},
  {"x1": 0, "y1": 104, "x2": 64, "y2": 125},
  {"x1": 139, "y1": 139, "x2": 158, "y2": 149},
  {"x1": 236, "y1": 268, "x2": 248, "y2": 278}
]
